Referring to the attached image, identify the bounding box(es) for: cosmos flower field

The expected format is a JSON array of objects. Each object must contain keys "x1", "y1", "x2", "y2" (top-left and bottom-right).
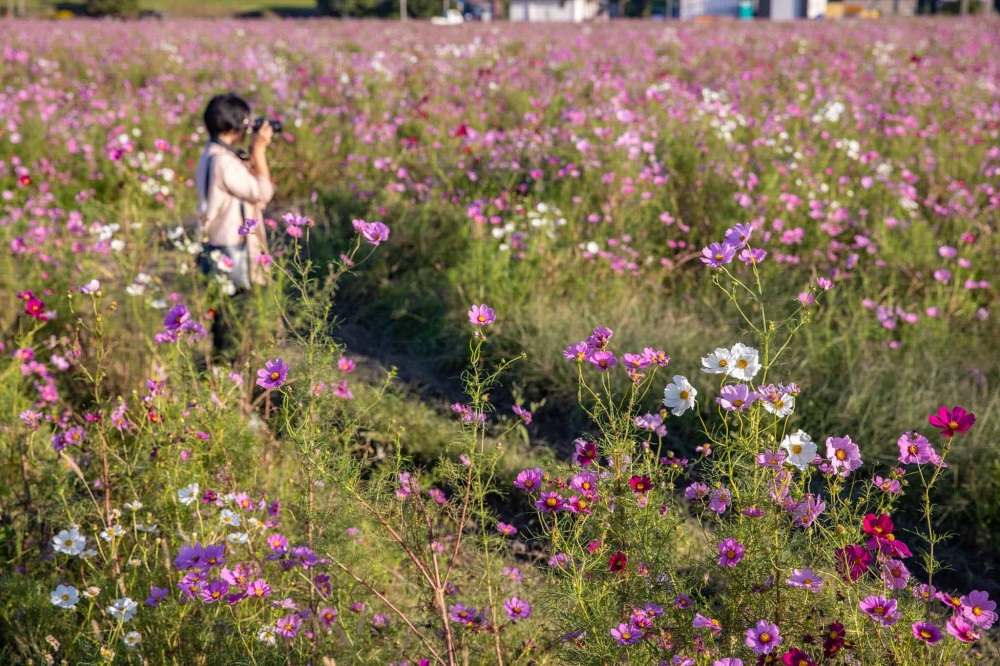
[{"x1": 1, "y1": 16, "x2": 999, "y2": 666}]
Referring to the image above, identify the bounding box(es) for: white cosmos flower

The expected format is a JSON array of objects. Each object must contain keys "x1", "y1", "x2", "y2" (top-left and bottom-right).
[
  {"x1": 51, "y1": 585, "x2": 79, "y2": 609},
  {"x1": 780, "y1": 430, "x2": 817, "y2": 471},
  {"x1": 701, "y1": 348, "x2": 733, "y2": 375},
  {"x1": 124, "y1": 501, "x2": 143, "y2": 511},
  {"x1": 107, "y1": 597, "x2": 138, "y2": 622},
  {"x1": 124, "y1": 631, "x2": 141, "y2": 648},
  {"x1": 728, "y1": 343, "x2": 761, "y2": 382},
  {"x1": 663, "y1": 375, "x2": 698, "y2": 416},
  {"x1": 177, "y1": 483, "x2": 199, "y2": 506},
  {"x1": 228, "y1": 532, "x2": 249, "y2": 545},
  {"x1": 52, "y1": 529, "x2": 86, "y2": 556},
  {"x1": 762, "y1": 393, "x2": 795, "y2": 418},
  {"x1": 99, "y1": 525, "x2": 125, "y2": 542},
  {"x1": 257, "y1": 626, "x2": 277, "y2": 646},
  {"x1": 220, "y1": 509, "x2": 241, "y2": 528}
]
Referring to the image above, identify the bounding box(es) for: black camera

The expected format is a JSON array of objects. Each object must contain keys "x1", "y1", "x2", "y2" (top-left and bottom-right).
[{"x1": 251, "y1": 117, "x2": 282, "y2": 134}]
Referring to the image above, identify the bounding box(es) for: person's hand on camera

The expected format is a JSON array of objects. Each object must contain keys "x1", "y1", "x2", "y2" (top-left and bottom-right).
[{"x1": 252, "y1": 121, "x2": 274, "y2": 153}]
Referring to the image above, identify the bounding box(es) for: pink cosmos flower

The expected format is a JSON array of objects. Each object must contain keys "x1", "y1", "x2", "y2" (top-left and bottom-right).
[
  {"x1": 497, "y1": 522, "x2": 517, "y2": 536},
  {"x1": 319, "y1": 607, "x2": 339, "y2": 629},
  {"x1": 928, "y1": 405, "x2": 975, "y2": 438},
  {"x1": 716, "y1": 538, "x2": 744, "y2": 567},
  {"x1": 911, "y1": 621, "x2": 942, "y2": 645},
  {"x1": 745, "y1": 620, "x2": 782, "y2": 654},
  {"x1": 881, "y1": 559, "x2": 910, "y2": 590},
  {"x1": 825, "y1": 435, "x2": 862, "y2": 475},
  {"x1": 275, "y1": 613, "x2": 301, "y2": 638},
  {"x1": 610, "y1": 623, "x2": 642, "y2": 645},
  {"x1": 785, "y1": 568, "x2": 824, "y2": 593},
  {"x1": 514, "y1": 467, "x2": 544, "y2": 492},
  {"x1": 897, "y1": 431, "x2": 933, "y2": 464},
  {"x1": 946, "y1": 615, "x2": 981, "y2": 643},
  {"x1": 503, "y1": 597, "x2": 532, "y2": 621},
  {"x1": 694, "y1": 613, "x2": 722, "y2": 634},
  {"x1": 588, "y1": 350, "x2": 617, "y2": 371},
  {"x1": 256, "y1": 358, "x2": 289, "y2": 389},
  {"x1": 960, "y1": 590, "x2": 997, "y2": 629},
  {"x1": 353, "y1": 219, "x2": 390, "y2": 246},
  {"x1": 701, "y1": 242, "x2": 736, "y2": 268},
  {"x1": 535, "y1": 491, "x2": 564, "y2": 512},
  {"x1": 563, "y1": 341, "x2": 590, "y2": 362},
  {"x1": 859, "y1": 595, "x2": 900, "y2": 627},
  {"x1": 468, "y1": 304, "x2": 496, "y2": 326}
]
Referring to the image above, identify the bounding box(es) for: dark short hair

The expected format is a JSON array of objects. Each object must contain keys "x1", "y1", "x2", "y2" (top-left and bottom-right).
[{"x1": 203, "y1": 93, "x2": 251, "y2": 139}]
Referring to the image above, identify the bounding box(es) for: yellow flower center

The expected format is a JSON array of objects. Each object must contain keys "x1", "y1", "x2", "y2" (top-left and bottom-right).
[
  {"x1": 733, "y1": 399, "x2": 744, "y2": 407},
  {"x1": 714, "y1": 253, "x2": 723, "y2": 261},
  {"x1": 948, "y1": 420, "x2": 959, "y2": 429},
  {"x1": 270, "y1": 372, "x2": 280, "y2": 380},
  {"x1": 760, "y1": 632, "x2": 771, "y2": 643},
  {"x1": 836, "y1": 450, "x2": 847, "y2": 460},
  {"x1": 62, "y1": 594, "x2": 70, "y2": 601},
  {"x1": 65, "y1": 539, "x2": 74, "y2": 546},
  {"x1": 803, "y1": 578, "x2": 812, "y2": 585},
  {"x1": 792, "y1": 444, "x2": 803, "y2": 454},
  {"x1": 920, "y1": 630, "x2": 932, "y2": 639},
  {"x1": 774, "y1": 400, "x2": 784, "y2": 409},
  {"x1": 679, "y1": 390, "x2": 690, "y2": 400},
  {"x1": 974, "y1": 607, "x2": 982, "y2": 616},
  {"x1": 546, "y1": 498, "x2": 557, "y2": 507},
  {"x1": 737, "y1": 359, "x2": 748, "y2": 369},
  {"x1": 718, "y1": 359, "x2": 728, "y2": 367},
  {"x1": 727, "y1": 550, "x2": 736, "y2": 558},
  {"x1": 477, "y1": 315, "x2": 486, "y2": 322}
]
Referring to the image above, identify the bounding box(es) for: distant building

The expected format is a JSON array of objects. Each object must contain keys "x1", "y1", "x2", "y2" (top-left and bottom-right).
[{"x1": 509, "y1": 0, "x2": 601, "y2": 21}]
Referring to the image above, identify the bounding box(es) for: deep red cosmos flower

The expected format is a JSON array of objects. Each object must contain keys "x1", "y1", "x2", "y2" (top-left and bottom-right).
[
  {"x1": 928, "y1": 405, "x2": 975, "y2": 438},
  {"x1": 629, "y1": 475, "x2": 653, "y2": 494},
  {"x1": 609, "y1": 550, "x2": 627, "y2": 574}
]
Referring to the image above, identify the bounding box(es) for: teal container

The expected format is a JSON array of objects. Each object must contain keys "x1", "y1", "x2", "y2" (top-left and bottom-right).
[{"x1": 738, "y1": 0, "x2": 754, "y2": 17}]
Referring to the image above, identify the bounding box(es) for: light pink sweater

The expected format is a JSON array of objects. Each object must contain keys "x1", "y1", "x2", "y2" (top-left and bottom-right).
[{"x1": 195, "y1": 141, "x2": 274, "y2": 248}]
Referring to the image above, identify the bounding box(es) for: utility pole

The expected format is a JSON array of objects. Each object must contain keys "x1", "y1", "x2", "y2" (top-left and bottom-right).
[
  {"x1": 443, "y1": 0, "x2": 448, "y2": 14},
  {"x1": 958, "y1": 0, "x2": 968, "y2": 14},
  {"x1": 400, "y1": 0, "x2": 407, "y2": 20}
]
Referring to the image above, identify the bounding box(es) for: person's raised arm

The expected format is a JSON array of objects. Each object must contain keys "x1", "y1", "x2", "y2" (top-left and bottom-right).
[{"x1": 219, "y1": 122, "x2": 275, "y2": 206}]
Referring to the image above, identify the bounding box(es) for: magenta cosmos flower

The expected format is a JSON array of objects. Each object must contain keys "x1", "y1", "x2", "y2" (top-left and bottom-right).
[
  {"x1": 717, "y1": 538, "x2": 745, "y2": 567},
  {"x1": 911, "y1": 621, "x2": 943, "y2": 645},
  {"x1": 928, "y1": 405, "x2": 975, "y2": 438},
  {"x1": 468, "y1": 304, "x2": 495, "y2": 326},
  {"x1": 256, "y1": 358, "x2": 289, "y2": 389},
  {"x1": 745, "y1": 620, "x2": 782, "y2": 654}
]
